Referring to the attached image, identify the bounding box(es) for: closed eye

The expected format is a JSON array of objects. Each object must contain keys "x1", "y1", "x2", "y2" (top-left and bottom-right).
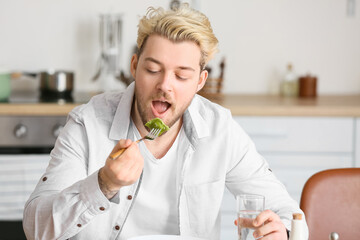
[
  {"x1": 176, "y1": 75, "x2": 188, "y2": 80},
  {"x1": 147, "y1": 69, "x2": 160, "y2": 74}
]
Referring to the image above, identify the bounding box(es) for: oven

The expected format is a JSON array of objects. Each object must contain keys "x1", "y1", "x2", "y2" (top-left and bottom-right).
[{"x1": 0, "y1": 115, "x2": 67, "y2": 239}]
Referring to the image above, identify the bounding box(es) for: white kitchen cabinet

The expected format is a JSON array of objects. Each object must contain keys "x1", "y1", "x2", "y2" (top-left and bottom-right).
[
  {"x1": 260, "y1": 153, "x2": 352, "y2": 202},
  {"x1": 220, "y1": 116, "x2": 355, "y2": 240},
  {"x1": 234, "y1": 117, "x2": 354, "y2": 153},
  {"x1": 233, "y1": 116, "x2": 354, "y2": 201}
]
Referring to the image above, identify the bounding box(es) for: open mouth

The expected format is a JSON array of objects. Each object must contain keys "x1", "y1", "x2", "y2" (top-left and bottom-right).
[{"x1": 152, "y1": 100, "x2": 171, "y2": 116}]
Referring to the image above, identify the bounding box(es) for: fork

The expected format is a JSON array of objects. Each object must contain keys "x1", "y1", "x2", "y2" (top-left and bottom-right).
[{"x1": 109, "y1": 128, "x2": 162, "y2": 160}]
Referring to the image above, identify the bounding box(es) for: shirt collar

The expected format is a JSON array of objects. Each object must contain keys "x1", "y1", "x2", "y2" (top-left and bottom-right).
[
  {"x1": 109, "y1": 82, "x2": 135, "y2": 140},
  {"x1": 184, "y1": 95, "x2": 210, "y2": 141}
]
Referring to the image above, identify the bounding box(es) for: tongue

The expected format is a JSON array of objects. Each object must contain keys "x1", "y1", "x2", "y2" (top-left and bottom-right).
[{"x1": 153, "y1": 101, "x2": 170, "y2": 114}]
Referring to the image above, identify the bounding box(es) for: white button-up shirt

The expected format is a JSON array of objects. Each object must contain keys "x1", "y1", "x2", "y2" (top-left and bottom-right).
[{"x1": 23, "y1": 82, "x2": 308, "y2": 240}]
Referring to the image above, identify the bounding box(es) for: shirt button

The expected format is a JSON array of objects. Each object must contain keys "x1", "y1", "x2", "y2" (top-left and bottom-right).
[
  {"x1": 99, "y1": 207, "x2": 105, "y2": 211},
  {"x1": 77, "y1": 224, "x2": 82, "y2": 227},
  {"x1": 42, "y1": 177, "x2": 47, "y2": 182},
  {"x1": 115, "y1": 225, "x2": 120, "y2": 230},
  {"x1": 127, "y1": 195, "x2": 133, "y2": 200}
]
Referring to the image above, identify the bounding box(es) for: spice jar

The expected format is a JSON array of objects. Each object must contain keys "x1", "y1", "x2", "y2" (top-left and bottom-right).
[{"x1": 299, "y1": 74, "x2": 317, "y2": 98}]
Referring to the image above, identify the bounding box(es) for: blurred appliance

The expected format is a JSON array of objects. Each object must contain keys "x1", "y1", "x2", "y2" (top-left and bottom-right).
[
  {"x1": 12, "y1": 70, "x2": 74, "y2": 103},
  {"x1": 92, "y1": 13, "x2": 127, "y2": 91},
  {"x1": 0, "y1": 115, "x2": 67, "y2": 239},
  {"x1": 198, "y1": 58, "x2": 226, "y2": 97},
  {"x1": 39, "y1": 70, "x2": 74, "y2": 102},
  {"x1": 2, "y1": 74, "x2": 90, "y2": 238},
  {"x1": 0, "y1": 69, "x2": 11, "y2": 102}
]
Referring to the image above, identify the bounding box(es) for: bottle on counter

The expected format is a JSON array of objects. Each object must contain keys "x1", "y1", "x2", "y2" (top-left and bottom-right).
[
  {"x1": 280, "y1": 63, "x2": 298, "y2": 97},
  {"x1": 289, "y1": 213, "x2": 305, "y2": 240}
]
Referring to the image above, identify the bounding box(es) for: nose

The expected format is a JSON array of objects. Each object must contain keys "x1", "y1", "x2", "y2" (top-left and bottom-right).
[{"x1": 156, "y1": 71, "x2": 173, "y2": 92}]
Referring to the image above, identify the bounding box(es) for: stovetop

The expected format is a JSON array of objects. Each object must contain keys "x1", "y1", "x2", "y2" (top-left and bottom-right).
[{"x1": 8, "y1": 91, "x2": 95, "y2": 104}]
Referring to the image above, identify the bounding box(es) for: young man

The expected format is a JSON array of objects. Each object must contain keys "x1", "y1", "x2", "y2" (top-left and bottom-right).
[{"x1": 24, "y1": 4, "x2": 308, "y2": 240}]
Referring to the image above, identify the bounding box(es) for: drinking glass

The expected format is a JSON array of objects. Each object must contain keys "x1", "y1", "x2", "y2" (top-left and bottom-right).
[{"x1": 236, "y1": 194, "x2": 265, "y2": 240}]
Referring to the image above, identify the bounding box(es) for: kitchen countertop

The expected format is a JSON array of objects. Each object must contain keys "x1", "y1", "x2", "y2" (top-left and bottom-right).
[
  {"x1": 0, "y1": 94, "x2": 360, "y2": 117},
  {"x1": 206, "y1": 94, "x2": 360, "y2": 117}
]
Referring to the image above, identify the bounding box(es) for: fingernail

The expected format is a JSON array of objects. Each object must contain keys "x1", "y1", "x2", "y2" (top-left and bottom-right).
[{"x1": 254, "y1": 219, "x2": 258, "y2": 225}]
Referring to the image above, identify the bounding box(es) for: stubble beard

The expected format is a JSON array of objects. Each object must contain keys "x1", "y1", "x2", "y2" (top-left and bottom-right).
[{"x1": 134, "y1": 90, "x2": 190, "y2": 132}]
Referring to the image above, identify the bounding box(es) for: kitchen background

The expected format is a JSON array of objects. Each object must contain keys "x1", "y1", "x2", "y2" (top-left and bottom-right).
[
  {"x1": 1, "y1": 1, "x2": 360, "y2": 239},
  {"x1": 1, "y1": 0, "x2": 359, "y2": 95}
]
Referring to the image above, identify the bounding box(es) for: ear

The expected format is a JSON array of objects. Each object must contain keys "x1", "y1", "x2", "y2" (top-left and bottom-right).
[
  {"x1": 130, "y1": 54, "x2": 138, "y2": 79},
  {"x1": 196, "y1": 69, "x2": 208, "y2": 92}
]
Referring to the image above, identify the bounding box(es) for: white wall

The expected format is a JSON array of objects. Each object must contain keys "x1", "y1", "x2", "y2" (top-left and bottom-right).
[{"x1": 1, "y1": 0, "x2": 359, "y2": 94}]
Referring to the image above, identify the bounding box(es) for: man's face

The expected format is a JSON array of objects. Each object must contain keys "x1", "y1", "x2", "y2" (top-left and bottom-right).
[{"x1": 130, "y1": 34, "x2": 208, "y2": 129}]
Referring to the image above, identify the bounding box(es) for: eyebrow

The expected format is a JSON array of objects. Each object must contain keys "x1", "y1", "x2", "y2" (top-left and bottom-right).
[{"x1": 144, "y1": 57, "x2": 195, "y2": 72}]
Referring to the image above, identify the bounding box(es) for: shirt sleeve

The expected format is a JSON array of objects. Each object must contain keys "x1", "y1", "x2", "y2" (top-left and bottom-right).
[
  {"x1": 225, "y1": 118, "x2": 309, "y2": 238},
  {"x1": 23, "y1": 114, "x2": 111, "y2": 240}
]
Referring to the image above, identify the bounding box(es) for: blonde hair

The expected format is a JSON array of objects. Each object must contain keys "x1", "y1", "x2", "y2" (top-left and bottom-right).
[{"x1": 137, "y1": 3, "x2": 218, "y2": 69}]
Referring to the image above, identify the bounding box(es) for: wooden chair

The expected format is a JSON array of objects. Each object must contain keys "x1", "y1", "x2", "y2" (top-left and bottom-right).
[{"x1": 300, "y1": 168, "x2": 360, "y2": 240}]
